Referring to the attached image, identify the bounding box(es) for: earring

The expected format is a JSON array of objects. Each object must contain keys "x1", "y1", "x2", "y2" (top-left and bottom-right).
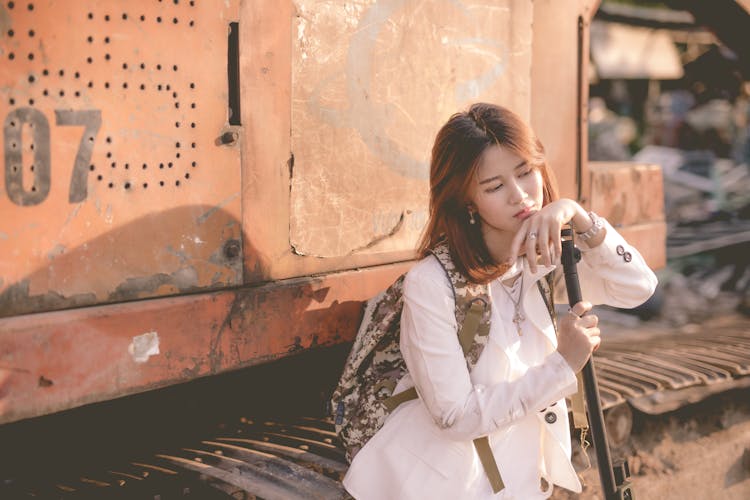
[{"x1": 469, "y1": 211, "x2": 476, "y2": 225}]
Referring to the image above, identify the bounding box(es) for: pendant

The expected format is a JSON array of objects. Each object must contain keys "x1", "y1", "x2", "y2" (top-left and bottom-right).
[{"x1": 513, "y1": 311, "x2": 525, "y2": 336}]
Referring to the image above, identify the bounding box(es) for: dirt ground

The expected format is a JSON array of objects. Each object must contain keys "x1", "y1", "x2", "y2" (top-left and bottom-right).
[
  {"x1": 551, "y1": 313, "x2": 750, "y2": 500},
  {"x1": 551, "y1": 389, "x2": 750, "y2": 499}
]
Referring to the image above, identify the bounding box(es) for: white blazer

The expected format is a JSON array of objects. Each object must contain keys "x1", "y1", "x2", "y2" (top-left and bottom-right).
[{"x1": 343, "y1": 221, "x2": 658, "y2": 499}]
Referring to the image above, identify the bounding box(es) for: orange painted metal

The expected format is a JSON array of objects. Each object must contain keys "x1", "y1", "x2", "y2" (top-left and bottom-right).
[
  {"x1": 530, "y1": 0, "x2": 601, "y2": 203},
  {"x1": 589, "y1": 161, "x2": 667, "y2": 269},
  {"x1": 1, "y1": 0, "x2": 242, "y2": 317},
  {"x1": 589, "y1": 162, "x2": 665, "y2": 228},
  {"x1": 0, "y1": 261, "x2": 409, "y2": 425}
]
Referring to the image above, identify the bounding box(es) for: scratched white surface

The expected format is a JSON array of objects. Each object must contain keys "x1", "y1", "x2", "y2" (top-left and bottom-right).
[{"x1": 290, "y1": 0, "x2": 532, "y2": 257}]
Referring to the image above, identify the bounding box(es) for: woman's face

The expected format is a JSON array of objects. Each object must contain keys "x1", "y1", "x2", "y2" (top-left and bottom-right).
[{"x1": 468, "y1": 144, "x2": 544, "y2": 240}]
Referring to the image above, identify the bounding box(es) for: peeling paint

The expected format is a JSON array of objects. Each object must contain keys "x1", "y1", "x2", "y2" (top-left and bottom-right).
[
  {"x1": 1, "y1": 245, "x2": 241, "y2": 317},
  {"x1": 0, "y1": 280, "x2": 97, "y2": 318},
  {"x1": 62, "y1": 204, "x2": 82, "y2": 230},
  {"x1": 104, "y1": 204, "x2": 113, "y2": 224},
  {"x1": 287, "y1": 336, "x2": 304, "y2": 353},
  {"x1": 128, "y1": 331, "x2": 160, "y2": 363},
  {"x1": 109, "y1": 269, "x2": 200, "y2": 302},
  {"x1": 347, "y1": 211, "x2": 405, "y2": 254},
  {"x1": 47, "y1": 244, "x2": 66, "y2": 261}
]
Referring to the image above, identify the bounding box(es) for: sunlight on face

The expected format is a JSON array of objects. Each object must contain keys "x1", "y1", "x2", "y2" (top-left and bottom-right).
[{"x1": 469, "y1": 145, "x2": 544, "y2": 238}]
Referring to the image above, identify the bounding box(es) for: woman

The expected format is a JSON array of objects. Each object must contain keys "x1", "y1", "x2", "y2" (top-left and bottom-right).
[{"x1": 343, "y1": 103, "x2": 657, "y2": 499}]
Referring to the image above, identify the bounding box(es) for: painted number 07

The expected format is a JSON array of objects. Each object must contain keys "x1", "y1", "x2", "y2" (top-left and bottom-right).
[{"x1": 3, "y1": 108, "x2": 102, "y2": 206}]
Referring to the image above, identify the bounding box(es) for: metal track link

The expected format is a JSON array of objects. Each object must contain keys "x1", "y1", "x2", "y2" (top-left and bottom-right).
[{"x1": 596, "y1": 323, "x2": 750, "y2": 413}]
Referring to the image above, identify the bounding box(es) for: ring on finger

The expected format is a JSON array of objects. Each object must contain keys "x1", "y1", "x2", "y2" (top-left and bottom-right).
[{"x1": 528, "y1": 231, "x2": 537, "y2": 240}]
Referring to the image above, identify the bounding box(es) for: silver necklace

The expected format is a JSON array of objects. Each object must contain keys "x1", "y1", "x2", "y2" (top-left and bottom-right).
[{"x1": 500, "y1": 275, "x2": 524, "y2": 336}]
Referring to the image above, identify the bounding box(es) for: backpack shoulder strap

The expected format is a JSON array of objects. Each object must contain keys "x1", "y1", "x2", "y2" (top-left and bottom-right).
[
  {"x1": 429, "y1": 242, "x2": 491, "y2": 367},
  {"x1": 428, "y1": 243, "x2": 504, "y2": 493}
]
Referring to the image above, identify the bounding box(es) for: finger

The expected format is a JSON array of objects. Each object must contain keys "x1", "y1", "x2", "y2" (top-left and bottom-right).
[
  {"x1": 571, "y1": 301, "x2": 593, "y2": 317},
  {"x1": 582, "y1": 314, "x2": 599, "y2": 328},
  {"x1": 508, "y1": 219, "x2": 530, "y2": 263},
  {"x1": 526, "y1": 225, "x2": 540, "y2": 273},
  {"x1": 538, "y1": 223, "x2": 552, "y2": 267},
  {"x1": 560, "y1": 310, "x2": 576, "y2": 329},
  {"x1": 551, "y1": 219, "x2": 563, "y2": 262},
  {"x1": 588, "y1": 327, "x2": 601, "y2": 340},
  {"x1": 591, "y1": 335, "x2": 602, "y2": 352}
]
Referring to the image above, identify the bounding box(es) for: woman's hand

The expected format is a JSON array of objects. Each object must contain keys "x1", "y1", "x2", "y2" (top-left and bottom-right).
[
  {"x1": 556, "y1": 301, "x2": 601, "y2": 373},
  {"x1": 508, "y1": 199, "x2": 590, "y2": 272}
]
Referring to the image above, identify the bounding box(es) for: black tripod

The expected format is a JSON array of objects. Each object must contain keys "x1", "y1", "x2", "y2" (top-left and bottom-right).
[{"x1": 560, "y1": 227, "x2": 634, "y2": 500}]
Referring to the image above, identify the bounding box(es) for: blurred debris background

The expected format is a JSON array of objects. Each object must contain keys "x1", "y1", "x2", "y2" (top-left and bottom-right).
[{"x1": 589, "y1": 0, "x2": 750, "y2": 329}]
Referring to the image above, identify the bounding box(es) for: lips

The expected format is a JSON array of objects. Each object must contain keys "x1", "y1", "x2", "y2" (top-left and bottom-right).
[{"x1": 514, "y1": 206, "x2": 536, "y2": 219}]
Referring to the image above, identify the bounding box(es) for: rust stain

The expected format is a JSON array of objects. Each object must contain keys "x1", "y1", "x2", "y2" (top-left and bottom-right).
[
  {"x1": 0, "y1": 250, "x2": 407, "y2": 424},
  {"x1": 109, "y1": 269, "x2": 199, "y2": 301},
  {"x1": 0, "y1": 281, "x2": 97, "y2": 318},
  {"x1": 287, "y1": 336, "x2": 304, "y2": 353},
  {"x1": 46, "y1": 244, "x2": 66, "y2": 261},
  {"x1": 209, "y1": 292, "x2": 246, "y2": 374},
  {"x1": 1, "y1": 206, "x2": 243, "y2": 318}
]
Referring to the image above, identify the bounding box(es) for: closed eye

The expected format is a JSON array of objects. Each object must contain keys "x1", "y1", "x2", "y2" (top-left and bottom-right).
[{"x1": 485, "y1": 183, "x2": 503, "y2": 193}]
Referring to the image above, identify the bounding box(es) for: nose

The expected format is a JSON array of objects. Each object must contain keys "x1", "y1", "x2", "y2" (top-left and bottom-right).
[{"x1": 507, "y1": 179, "x2": 526, "y2": 205}]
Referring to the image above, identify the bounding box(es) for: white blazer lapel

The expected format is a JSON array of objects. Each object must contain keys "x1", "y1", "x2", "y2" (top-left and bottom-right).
[{"x1": 522, "y1": 263, "x2": 558, "y2": 348}]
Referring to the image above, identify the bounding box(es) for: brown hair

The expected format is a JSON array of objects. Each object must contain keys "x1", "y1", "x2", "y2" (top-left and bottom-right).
[{"x1": 417, "y1": 103, "x2": 559, "y2": 284}]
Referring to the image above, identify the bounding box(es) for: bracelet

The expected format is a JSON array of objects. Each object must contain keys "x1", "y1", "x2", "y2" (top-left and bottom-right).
[{"x1": 575, "y1": 211, "x2": 604, "y2": 242}]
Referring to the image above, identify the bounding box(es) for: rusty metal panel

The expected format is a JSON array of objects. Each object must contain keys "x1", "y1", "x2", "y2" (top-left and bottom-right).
[
  {"x1": 610, "y1": 221, "x2": 666, "y2": 270},
  {"x1": 589, "y1": 162, "x2": 665, "y2": 227},
  {"x1": 0, "y1": 1, "x2": 242, "y2": 317},
  {"x1": 0, "y1": 262, "x2": 409, "y2": 425},
  {"x1": 589, "y1": 161, "x2": 666, "y2": 269},
  {"x1": 288, "y1": 0, "x2": 533, "y2": 258},
  {"x1": 530, "y1": 0, "x2": 600, "y2": 202}
]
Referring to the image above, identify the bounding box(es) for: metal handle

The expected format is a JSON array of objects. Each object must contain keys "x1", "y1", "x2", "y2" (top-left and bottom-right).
[{"x1": 560, "y1": 227, "x2": 634, "y2": 500}]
